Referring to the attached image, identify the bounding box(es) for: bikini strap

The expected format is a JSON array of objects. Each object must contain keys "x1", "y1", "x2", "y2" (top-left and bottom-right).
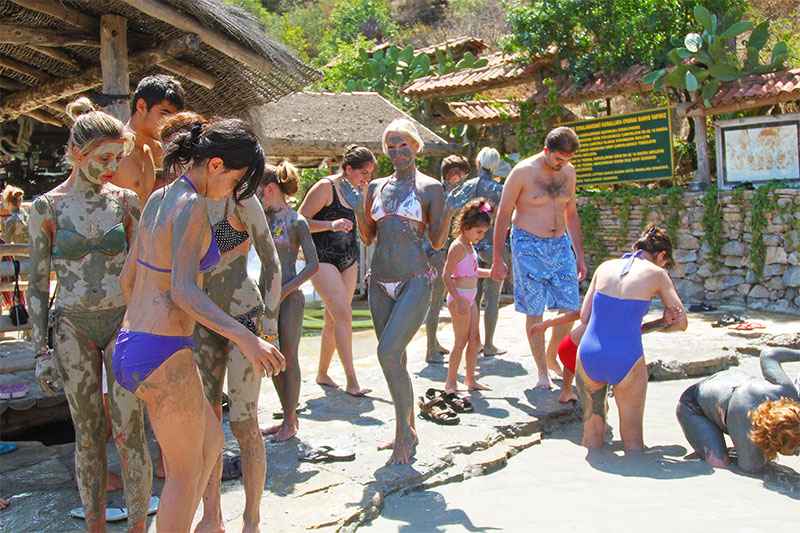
[{"x1": 620, "y1": 250, "x2": 644, "y2": 278}]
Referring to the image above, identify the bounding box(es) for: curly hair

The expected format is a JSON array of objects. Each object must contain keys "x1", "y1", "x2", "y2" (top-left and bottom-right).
[
  {"x1": 452, "y1": 197, "x2": 492, "y2": 237},
  {"x1": 749, "y1": 397, "x2": 800, "y2": 461}
]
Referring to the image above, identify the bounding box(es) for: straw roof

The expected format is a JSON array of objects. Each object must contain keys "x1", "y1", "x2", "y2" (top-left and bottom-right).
[
  {"x1": 247, "y1": 92, "x2": 459, "y2": 167},
  {"x1": 0, "y1": 0, "x2": 320, "y2": 125}
]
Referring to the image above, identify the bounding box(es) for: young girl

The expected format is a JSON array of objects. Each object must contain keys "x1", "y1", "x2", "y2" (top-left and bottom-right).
[{"x1": 443, "y1": 198, "x2": 493, "y2": 393}]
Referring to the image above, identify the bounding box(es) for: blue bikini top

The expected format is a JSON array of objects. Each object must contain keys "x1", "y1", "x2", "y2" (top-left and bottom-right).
[{"x1": 136, "y1": 176, "x2": 221, "y2": 274}]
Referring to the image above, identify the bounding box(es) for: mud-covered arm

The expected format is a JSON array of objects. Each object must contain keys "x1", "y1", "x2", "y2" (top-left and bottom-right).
[
  {"x1": 426, "y1": 180, "x2": 450, "y2": 250},
  {"x1": 760, "y1": 348, "x2": 800, "y2": 388},
  {"x1": 238, "y1": 196, "x2": 280, "y2": 339},
  {"x1": 281, "y1": 216, "x2": 318, "y2": 301},
  {"x1": 119, "y1": 191, "x2": 142, "y2": 303},
  {"x1": 27, "y1": 197, "x2": 53, "y2": 353},
  {"x1": 170, "y1": 199, "x2": 254, "y2": 348},
  {"x1": 346, "y1": 179, "x2": 376, "y2": 246}
]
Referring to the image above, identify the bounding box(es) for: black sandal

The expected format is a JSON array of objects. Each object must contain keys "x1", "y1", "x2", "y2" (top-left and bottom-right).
[
  {"x1": 443, "y1": 392, "x2": 474, "y2": 413},
  {"x1": 418, "y1": 397, "x2": 460, "y2": 425}
]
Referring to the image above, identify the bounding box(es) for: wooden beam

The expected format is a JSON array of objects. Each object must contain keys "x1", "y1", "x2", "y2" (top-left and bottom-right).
[
  {"x1": 44, "y1": 104, "x2": 65, "y2": 116},
  {"x1": 705, "y1": 93, "x2": 800, "y2": 116},
  {"x1": 24, "y1": 108, "x2": 62, "y2": 126},
  {"x1": 0, "y1": 24, "x2": 99, "y2": 47},
  {"x1": 0, "y1": 76, "x2": 25, "y2": 91},
  {"x1": 159, "y1": 59, "x2": 216, "y2": 90},
  {"x1": 0, "y1": 35, "x2": 200, "y2": 121},
  {"x1": 9, "y1": 0, "x2": 97, "y2": 33},
  {"x1": 119, "y1": 0, "x2": 274, "y2": 74},
  {"x1": 100, "y1": 15, "x2": 130, "y2": 122},
  {"x1": 29, "y1": 46, "x2": 80, "y2": 70},
  {"x1": 0, "y1": 55, "x2": 48, "y2": 80}
]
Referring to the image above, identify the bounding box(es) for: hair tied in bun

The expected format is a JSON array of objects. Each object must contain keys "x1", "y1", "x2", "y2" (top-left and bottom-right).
[{"x1": 190, "y1": 123, "x2": 203, "y2": 144}]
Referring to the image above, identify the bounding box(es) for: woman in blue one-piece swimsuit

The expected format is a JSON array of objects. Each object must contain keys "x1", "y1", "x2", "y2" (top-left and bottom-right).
[
  {"x1": 114, "y1": 118, "x2": 285, "y2": 531},
  {"x1": 576, "y1": 225, "x2": 687, "y2": 453}
]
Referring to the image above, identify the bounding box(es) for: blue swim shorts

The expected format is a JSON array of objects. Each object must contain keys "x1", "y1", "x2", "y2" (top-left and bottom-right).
[{"x1": 510, "y1": 226, "x2": 580, "y2": 317}]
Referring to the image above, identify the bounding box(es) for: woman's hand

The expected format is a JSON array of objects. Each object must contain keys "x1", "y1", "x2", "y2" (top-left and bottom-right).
[
  {"x1": 331, "y1": 218, "x2": 353, "y2": 232},
  {"x1": 35, "y1": 350, "x2": 62, "y2": 396},
  {"x1": 242, "y1": 336, "x2": 286, "y2": 377},
  {"x1": 527, "y1": 321, "x2": 550, "y2": 336}
]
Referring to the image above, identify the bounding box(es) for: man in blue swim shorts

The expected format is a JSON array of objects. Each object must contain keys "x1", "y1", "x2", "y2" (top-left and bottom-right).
[{"x1": 490, "y1": 127, "x2": 586, "y2": 390}]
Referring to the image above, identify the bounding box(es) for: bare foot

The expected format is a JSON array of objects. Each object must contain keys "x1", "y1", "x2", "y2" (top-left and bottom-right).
[
  {"x1": 316, "y1": 375, "x2": 339, "y2": 389},
  {"x1": 386, "y1": 429, "x2": 419, "y2": 465},
  {"x1": 425, "y1": 349, "x2": 445, "y2": 364},
  {"x1": 535, "y1": 375, "x2": 553, "y2": 390},
  {"x1": 558, "y1": 390, "x2": 578, "y2": 404},
  {"x1": 466, "y1": 381, "x2": 490, "y2": 392},
  {"x1": 260, "y1": 423, "x2": 281, "y2": 436},
  {"x1": 106, "y1": 471, "x2": 123, "y2": 492},
  {"x1": 444, "y1": 382, "x2": 459, "y2": 394},
  {"x1": 346, "y1": 386, "x2": 372, "y2": 397},
  {"x1": 194, "y1": 518, "x2": 225, "y2": 533},
  {"x1": 482, "y1": 344, "x2": 506, "y2": 356},
  {"x1": 0, "y1": 497, "x2": 9, "y2": 510},
  {"x1": 242, "y1": 523, "x2": 261, "y2": 533}
]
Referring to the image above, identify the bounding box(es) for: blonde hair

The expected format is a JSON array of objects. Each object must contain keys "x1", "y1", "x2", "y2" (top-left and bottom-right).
[
  {"x1": 382, "y1": 118, "x2": 424, "y2": 155},
  {"x1": 65, "y1": 97, "x2": 132, "y2": 165},
  {"x1": 262, "y1": 160, "x2": 300, "y2": 197},
  {"x1": 749, "y1": 397, "x2": 800, "y2": 460},
  {"x1": 476, "y1": 147, "x2": 501, "y2": 174},
  {"x1": 2, "y1": 185, "x2": 23, "y2": 208}
]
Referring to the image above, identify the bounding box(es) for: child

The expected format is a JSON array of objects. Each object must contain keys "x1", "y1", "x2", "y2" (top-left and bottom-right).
[{"x1": 443, "y1": 198, "x2": 493, "y2": 393}]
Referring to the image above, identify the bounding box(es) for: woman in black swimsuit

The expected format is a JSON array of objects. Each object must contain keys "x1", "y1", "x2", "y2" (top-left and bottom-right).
[{"x1": 299, "y1": 145, "x2": 376, "y2": 397}]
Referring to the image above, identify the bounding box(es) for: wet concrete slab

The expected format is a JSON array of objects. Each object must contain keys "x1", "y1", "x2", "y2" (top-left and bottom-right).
[{"x1": 0, "y1": 303, "x2": 795, "y2": 531}]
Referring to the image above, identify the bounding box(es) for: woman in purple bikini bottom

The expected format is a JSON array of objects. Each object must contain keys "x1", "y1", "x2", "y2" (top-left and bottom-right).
[{"x1": 113, "y1": 118, "x2": 285, "y2": 531}]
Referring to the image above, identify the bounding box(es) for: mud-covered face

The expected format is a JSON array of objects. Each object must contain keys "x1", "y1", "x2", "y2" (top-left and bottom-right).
[
  {"x1": 78, "y1": 140, "x2": 126, "y2": 185},
  {"x1": 543, "y1": 149, "x2": 574, "y2": 171},
  {"x1": 386, "y1": 134, "x2": 418, "y2": 171},
  {"x1": 344, "y1": 161, "x2": 375, "y2": 188},
  {"x1": 463, "y1": 224, "x2": 489, "y2": 244}
]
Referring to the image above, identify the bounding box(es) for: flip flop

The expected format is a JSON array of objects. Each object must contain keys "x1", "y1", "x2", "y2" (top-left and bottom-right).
[
  {"x1": 0, "y1": 442, "x2": 17, "y2": 455},
  {"x1": 299, "y1": 445, "x2": 356, "y2": 463},
  {"x1": 730, "y1": 321, "x2": 766, "y2": 330},
  {"x1": 0, "y1": 383, "x2": 29, "y2": 399},
  {"x1": 442, "y1": 392, "x2": 474, "y2": 413},
  {"x1": 69, "y1": 505, "x2": 128, "y2": 522},
  {"x1": 418, "y1": 397, "x2": 460, "y2": 425}
]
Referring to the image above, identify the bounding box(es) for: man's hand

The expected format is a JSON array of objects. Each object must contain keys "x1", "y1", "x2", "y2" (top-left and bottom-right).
[
  {"x1": 576, "y1": 256, "x2": 587, "y2": 282},
  {"x1": 491, "y1": 260, "x2": 507, "y2": 282}
]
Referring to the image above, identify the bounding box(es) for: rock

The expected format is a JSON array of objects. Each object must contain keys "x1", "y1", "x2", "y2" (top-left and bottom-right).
[
  {"x1": 735, "y1": 345, "x2": 762, "y2": 357},
  {"x1": 723, "y1": 256, "x2": 745, "y2": 268},
  {"x1": 723, "y1": 213, "x2": 742, "y2": 223},
  {"x1": 737, "y1": 283, "x2": 752, "y2": 295},
  {"x1": 647, "y1": 355, "x2": 739, "y2": 381},
  {"x1": 674, "y1": 249, "x2": 697, "y2": 263},
  {"x1": 766, "y1": 246, "x2": 788, "y2": 265},
  {"x1": 721, "y1": 241, "x2": 746, "y2": 256},
  {"x1": 697, "y1": 264, "x2": 715, "y2": 278},
  {"x1": 748, "y1": 298, "x2": 770, "y2": 310},
  {"x1": 783, "y1": 266, "x2": 800, "y2": 287},
  {"x1": 718, "y1": 275, "x2": 745, "y2": 291},
  {"x1": 671, "y1": 262, "x2": 698, "y2": 278},
  {"x1": 764, "y1": 333, "x2": 800, "y2": 349},
  {"x1": 766, "y1": 276, "x2": 785, "y2": 291},
  {"x1": 749, "y1": 285, "x2": 770, "y2": 299},
  {"x1": 678, "y1": 233, "x2": 700, "y2": 249},
  {"x1": 790, "y1": 252, "x2": 800, "y2": 266},
  {"x1": 675, "y1": 279, "x2": 704, "y2": 301},
  {"x1": 767, "y1": 300, "x2": 797, "y2": 314},
  {"x1": 764, "y1": 264, "x2": 786, "y2": 277}
]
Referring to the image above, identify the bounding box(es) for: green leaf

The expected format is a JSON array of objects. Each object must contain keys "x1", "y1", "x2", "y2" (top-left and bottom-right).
[
  {"x1": 667, "y1": 49, "x2": 683, "y2": 65},
  {"x1": 665, "y1": 66, "x2": 688, "y2": 89},
  {"x1": 711, "y1": 14, "x2": 718, "y2": 35},
  {"x1": 720, "y1": 21, "x2": 753, "y2": 40},
  {"x1": 701, "y1": 78, "x2": 721, "y2": 104},
  {"x1": 676, "y1": 47, "x2": 693, "y2": 60},
  {"x1": 697, "y1": 51, "x2": 713, "y2": 65},
  {"x1": 685, "y1": 70, "x2": 699, "y2": 92},
  {"x1": 747, "y1": 21, "x2": 769, "y2": 51},
  {"x1": 708, "y1": 63, "x2": 740, "y2": 81},
  {"x1": 399, "y1": 45, "x2": 414, "y2": 63},
  {"x1": 771, "y1": 41, "x2": 789, "y2": 65},
  {"x1": 473, "y1": 58, "x2": 488, "y2": 69},
  {"x1": 694, "y1": 69, "x2": 710, "y2": 82},
  {"x1": 642, "y1": 69, "x2": 666, "y2": 85},
  {"x1": 694, "y1": 5, "x2": 713, "y2": 32}
]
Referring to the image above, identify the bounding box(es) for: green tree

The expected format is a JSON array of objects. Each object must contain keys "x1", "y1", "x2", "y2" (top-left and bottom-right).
[{"x1": 319, "y1": 0, "x2": 397, "y2": 63}]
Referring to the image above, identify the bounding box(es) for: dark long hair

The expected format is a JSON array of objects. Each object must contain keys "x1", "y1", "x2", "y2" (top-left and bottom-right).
[{"x1": 163, "y1": 118, "x2": 265, "y2": 202}]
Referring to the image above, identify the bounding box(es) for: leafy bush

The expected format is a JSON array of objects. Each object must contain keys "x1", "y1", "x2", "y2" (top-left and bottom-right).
[{"x1": 319, "y1": 0, "x2": 397, "y2": 63}]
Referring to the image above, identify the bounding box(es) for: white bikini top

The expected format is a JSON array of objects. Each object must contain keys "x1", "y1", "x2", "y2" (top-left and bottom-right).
[{"x1": 370, "y1": 178, "x2": 424, "y2": 224}]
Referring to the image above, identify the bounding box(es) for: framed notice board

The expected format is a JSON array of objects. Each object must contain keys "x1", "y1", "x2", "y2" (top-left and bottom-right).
[
  {"x1": 715, "y1": 113, "x2": 800, "y2": 190},
  {"x1": 565, "y1": 108, "x2": 674, "y2": 186}
]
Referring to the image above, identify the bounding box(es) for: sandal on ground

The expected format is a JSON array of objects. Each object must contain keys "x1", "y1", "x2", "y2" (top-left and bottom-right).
[
  {"x1": 712, "y1": 313, "x2": 744, "y2": 328},
  {"x1": 0, "y1": 442, "x2": 17, "y2": 455},
  {"x1": 298, "y1": 445, "x2": 356, "y2": 463},
  {"x1": 69, "y1": 505, "x2": 128, "y2": 522},
  {"x1": 418, "y1": 397, "x2": 460, "y2": 425},
  {"x1": 443, "y1": 392, "x2": 474, "y2": 413},
  {"x1": 425, "y1": 388, "x2": 446, "y2": 401}
]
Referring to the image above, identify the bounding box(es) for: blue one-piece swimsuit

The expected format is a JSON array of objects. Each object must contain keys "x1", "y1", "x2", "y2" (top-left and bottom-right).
[{"x1": 579, "y1": 252, "x2": 652, "y2": 385}]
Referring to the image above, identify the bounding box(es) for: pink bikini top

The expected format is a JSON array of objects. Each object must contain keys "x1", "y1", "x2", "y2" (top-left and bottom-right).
[{"x1": 451, "y1": 247, "x2": 478, "y2": 279}]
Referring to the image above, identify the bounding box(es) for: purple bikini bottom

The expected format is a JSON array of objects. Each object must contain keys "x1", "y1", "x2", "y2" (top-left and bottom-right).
[{"x1": 113, "y1": 329, "x2": 195, "y2": 393}]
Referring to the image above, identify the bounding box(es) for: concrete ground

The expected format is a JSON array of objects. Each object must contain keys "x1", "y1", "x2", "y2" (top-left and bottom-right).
[{"x1": 1, "y1": 303, "x2": 798, "y2": 532}]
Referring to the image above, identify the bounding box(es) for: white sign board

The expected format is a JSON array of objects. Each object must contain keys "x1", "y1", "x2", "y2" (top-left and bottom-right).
[{"x1": 715, "y1": 113, "x2": 800, "y2": 190}]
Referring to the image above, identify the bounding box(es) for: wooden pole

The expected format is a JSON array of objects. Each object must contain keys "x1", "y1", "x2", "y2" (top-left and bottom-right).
[
  {"x1": 690, "y1": 109, "x2": 711, "y2": 191},
  {"x1": 100, "y1": 15, "x2": 130, "y2": 122},
  {"x1": 119, "y1": 0, "x2": 275, "y2": 74}
]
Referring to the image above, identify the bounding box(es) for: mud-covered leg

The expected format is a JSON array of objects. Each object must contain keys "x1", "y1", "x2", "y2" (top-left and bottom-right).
[
  {"x1": 53, "y1": 315, "x2": 107, "y2": 533},
  {"x1": 104, "y1": 336, "x2": 152, "y2": 531},
  {"x1": 676, "y1": 385, "x2": 729, "y2": 467},
  {"x1": 370, "y1": 276, "x2": 431, "y2": 464},
  {"x1": 193, "y1": 326, "x2": 228, "y2": 533},
  {"x1": 425, "y1": 249, "x2": 447, "y2": 363},
  {"x1": 575, "y1": 359, "x2": 608, "y2": 449},
  {"x1": 268, "y1": 290, "x2": 304, "y2": 441},
  {"x1": 228, "y1": 341, "x2": 265, "y2": 531}
]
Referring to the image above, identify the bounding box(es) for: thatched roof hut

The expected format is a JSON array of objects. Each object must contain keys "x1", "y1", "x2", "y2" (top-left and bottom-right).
[
  {"x1": 247, "y1": 92, "x2": 459, "y2": 167},
  {"x1": 0, "y1": 0, "x2": 320, "y2": 126}
]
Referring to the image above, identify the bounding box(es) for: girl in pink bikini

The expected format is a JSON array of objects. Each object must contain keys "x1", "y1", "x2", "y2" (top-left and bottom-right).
[{"x1": 443, "y1": 199, "x2": 493, "y2": 393}]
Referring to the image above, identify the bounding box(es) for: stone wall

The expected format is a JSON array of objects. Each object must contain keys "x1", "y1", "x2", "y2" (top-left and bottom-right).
[{"x1": 577, "y1": 189, "x2": 800, "y2": 314}]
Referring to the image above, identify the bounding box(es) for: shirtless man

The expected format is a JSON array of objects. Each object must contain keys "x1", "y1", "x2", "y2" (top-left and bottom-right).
[
  {"x1": 113, "y1": 75, "x2": 185, "y2": 202},
  {"x1": 491, "y1": 127, "x2": 586, "y2": 390}
]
